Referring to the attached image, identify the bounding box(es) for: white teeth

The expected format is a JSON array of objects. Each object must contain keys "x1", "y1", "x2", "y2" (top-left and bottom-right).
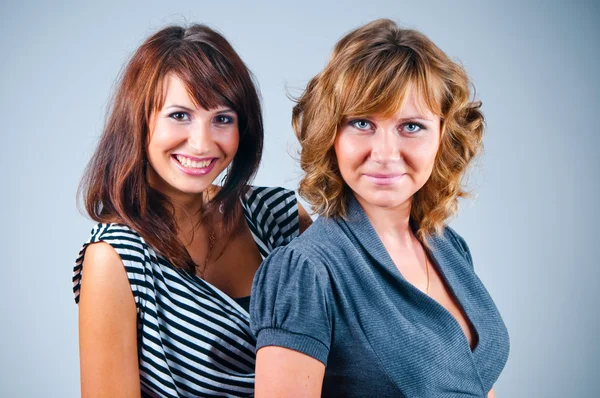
[{"x1": 175, "y1": 155, "x2": 212, "y2": 169}]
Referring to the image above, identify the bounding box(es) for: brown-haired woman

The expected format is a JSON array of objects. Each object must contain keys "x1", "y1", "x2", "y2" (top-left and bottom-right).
[
  {"x1": 251, "y1": 19, "x2": 509, "y2": 397},
  {"x1": 74, "y1": 24, "x2": 310, "y2": 397}
]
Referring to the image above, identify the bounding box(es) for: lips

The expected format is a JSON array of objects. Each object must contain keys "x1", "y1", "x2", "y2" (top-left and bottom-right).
[
  {"x1": 364, "y1": 173, "x2": 403, "y2": 178},
  {"x1": 363, "y1": 172, "x2": 405, "y2": 185}
]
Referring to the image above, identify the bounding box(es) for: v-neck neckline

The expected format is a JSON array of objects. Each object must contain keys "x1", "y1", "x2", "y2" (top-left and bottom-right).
[
  {"x1": 343, "y1": 194, "x2": 482, "y2": 356},
  {"x1": 166, "y1": 189, "x2": 265, "y2": 318}
]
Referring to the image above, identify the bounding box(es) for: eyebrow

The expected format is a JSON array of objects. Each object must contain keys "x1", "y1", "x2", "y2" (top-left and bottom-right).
[
  {"x1": 214, "y1": 107, "x2": 236, "y2": 114},
  {"x1": 164, "y1": 104, "x2": 236, "y2": 114},
  {"x1": 165, "y1": 104, "x2": 196, "y2": 113},
  {"x1": 397, "y1": 116, "x2": 434, "y2": 123}
]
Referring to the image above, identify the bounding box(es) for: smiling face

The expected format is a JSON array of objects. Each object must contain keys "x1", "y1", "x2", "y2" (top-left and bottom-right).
[
  {"x1": 146, "y1": 74, "x2": 239, "y2": 202},
  {"x1": 334, "y1": 87, "x2": 441, "y2": 211}
]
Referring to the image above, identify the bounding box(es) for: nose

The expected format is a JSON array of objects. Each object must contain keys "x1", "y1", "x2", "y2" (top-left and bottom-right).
[
  {"x1": 371, "y1": 128, "x2": 400, "y2": 164},
  {"x1": 187, "y1": 121, "x2": 212, "y2": 154}
]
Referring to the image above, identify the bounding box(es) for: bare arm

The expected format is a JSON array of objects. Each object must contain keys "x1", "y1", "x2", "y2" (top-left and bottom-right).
[
  {"x1": 78, "y1": 242, "x2": 140, "y2": 398},
  {"x1": 255, "y1": 346, "x2": 325, "y2": 398},
  {"x1": 297, "y1": 202, "x2": 313, "y2": 233},
  {"x1": 488, "y1": 387, "x2": 496, "y2": 398}
]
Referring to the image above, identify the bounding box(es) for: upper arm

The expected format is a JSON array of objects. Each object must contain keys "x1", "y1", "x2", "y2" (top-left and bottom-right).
[
  {"x1": 78, "y1": 242, "x2": 140, "y2": 398},
  {"x1": 255, "y1": 346, "x2": 325, "y2": 398},
  {"x1": 251, "y1": 246, "x2": 333, "y2": 392},
  {"x1": 297, "y1": 202, "x2": 313, "y2": 234}
]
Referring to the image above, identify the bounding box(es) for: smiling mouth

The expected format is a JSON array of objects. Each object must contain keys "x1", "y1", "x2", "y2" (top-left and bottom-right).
[{"x1": 174, "y1": 155, "x2": 215, "y2": 169}]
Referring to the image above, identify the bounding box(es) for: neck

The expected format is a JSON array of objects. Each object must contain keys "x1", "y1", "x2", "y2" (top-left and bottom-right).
[
  {"x1": 172, "y1": 197, "x2": 204, "y2": 233},
  {"x1": 146, "y1": 169, "x2": 214, "y2": 239},
  {"x1": 354, "y1": 193, "x2": 415, "y2": 249}
]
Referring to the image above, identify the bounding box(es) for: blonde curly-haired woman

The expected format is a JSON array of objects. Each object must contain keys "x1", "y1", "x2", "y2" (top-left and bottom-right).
[{"x1": 251, "y1": 19, "x2": 509, "y2": 397}]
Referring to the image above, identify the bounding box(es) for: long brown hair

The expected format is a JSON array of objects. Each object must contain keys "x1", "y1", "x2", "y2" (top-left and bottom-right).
[
  {"x1": 293, "y1": 19, "x2": 483, "y2": 240},
  {"x1": 79, "y1": 24, "x2": 263, "y2": 273}
]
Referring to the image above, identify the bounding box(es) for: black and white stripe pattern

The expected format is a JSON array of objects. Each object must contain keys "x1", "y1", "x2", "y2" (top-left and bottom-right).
[{"x1": 73, "y1": 186, "x2": 300, "y2": 397}]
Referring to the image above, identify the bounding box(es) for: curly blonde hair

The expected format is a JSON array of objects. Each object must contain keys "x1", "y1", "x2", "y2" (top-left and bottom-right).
[{"x1": 293, "y1": 19, "x2": 484, "y2": 239}]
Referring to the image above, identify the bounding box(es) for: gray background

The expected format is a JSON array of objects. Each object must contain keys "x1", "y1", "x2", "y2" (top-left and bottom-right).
[{"x1": 1, "y1": 0, "x2": 598, "y2": 396}]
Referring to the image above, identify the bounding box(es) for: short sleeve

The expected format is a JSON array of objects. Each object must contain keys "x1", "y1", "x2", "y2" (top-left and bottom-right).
[
  {"x1": 445, "y1": 226, "x2": 474, "y2": 269},
  {"x1": 73, "y1": 223, "x2": 149, "y2": 311},
  {"x1": 250, "y1": 245, "x2": 333, "y2": 365},
  {"x1": 242, "y1": 186, "x2": 300, "y2": 256}
]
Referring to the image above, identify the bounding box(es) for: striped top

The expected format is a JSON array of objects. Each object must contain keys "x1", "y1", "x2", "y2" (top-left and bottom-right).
[{"x1": 73, "y1": 186, "x2": 300, "y2": 397}]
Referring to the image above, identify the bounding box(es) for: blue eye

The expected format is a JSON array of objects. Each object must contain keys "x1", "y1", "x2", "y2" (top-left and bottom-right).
[
  {"x1": 350, "y1": 119, "x2": 373, "y2": 130},
  {"x1": 169, "y1": 111, "x2": 190, "y2": 121},
  {"x1": 403, "y1": 123, "x2": 423, "y2": 133}
]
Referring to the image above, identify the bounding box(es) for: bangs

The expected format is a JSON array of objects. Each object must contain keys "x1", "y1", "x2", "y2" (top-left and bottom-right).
[
  {"x1": 335, "y1": 50, "x2": 443, "y2": 120},
  {"x1": 149, "y1": 44, "x2": 242, "y2": 115}
]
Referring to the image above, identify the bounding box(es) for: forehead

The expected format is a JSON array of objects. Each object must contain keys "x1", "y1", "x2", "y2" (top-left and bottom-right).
[
  {"x1": 365, "y1": 85, "x2": 439, "y2": 121},
  {"x1": 156, "y1": 73, "x2": 231, "y2": 112},
  {"x1": 394, "y1": 87, "x2": 438, "y2": 118},
  {"x1": 340, "y1": 62, "x2": 444, "y2": 120},
  {"x1": 160, "y1": 74, "x2": 196, "y2": 106}
]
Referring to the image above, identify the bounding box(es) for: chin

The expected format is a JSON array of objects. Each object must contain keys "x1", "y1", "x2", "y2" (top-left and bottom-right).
[
  {"x1": 180, "y1": 183, "x2": 213, "y2": 195},
  {"x1": 356, "y1": 190, "x2": 411, "y2": 209},
  {"x1": 162, "y1": 178, "x2": 213, "y2": 197}
]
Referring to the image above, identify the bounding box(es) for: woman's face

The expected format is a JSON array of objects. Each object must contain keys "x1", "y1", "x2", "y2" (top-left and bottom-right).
[
  {"x1": 147, "y1": 74, "x2": 239, "y2": 202},
  {"x1": 334, "y1": 88, "x2": 441, "y2": 211}
]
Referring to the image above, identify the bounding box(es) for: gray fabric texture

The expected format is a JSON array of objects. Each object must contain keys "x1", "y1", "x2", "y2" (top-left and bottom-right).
[{"x1": 251, "y1": 194, "x2": 509, "y2": 397}]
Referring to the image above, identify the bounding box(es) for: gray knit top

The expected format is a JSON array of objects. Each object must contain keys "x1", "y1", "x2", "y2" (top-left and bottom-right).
[{"x1": 251, "y1": 194, "x2": 509, "y2": 397}]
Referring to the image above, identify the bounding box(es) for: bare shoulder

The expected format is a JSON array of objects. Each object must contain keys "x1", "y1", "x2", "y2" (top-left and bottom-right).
[
  {"x1": 79, "y1": 241, "x2": 134, "y2": 306},
  {"x1": 83, "y1": 242, "x2": 126, "y2": 278},
  {"x1": 84, "y1": 241, "x2": 122, "y2": 264},
  {"x1": 78, "y1": 242, "x2": 140, "y2": 395}
]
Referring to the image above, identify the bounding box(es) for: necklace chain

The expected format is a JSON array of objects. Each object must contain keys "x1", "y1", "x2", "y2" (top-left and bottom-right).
[{"x1": 199, "y1": 229, "x2": 216, "y2": 277}]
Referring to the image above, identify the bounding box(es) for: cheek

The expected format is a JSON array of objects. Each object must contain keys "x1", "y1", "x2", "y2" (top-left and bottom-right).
[
  {"x1": 409, "y1": 139, "x2": 440, "y2": 177},
  {"x1": 420, "y1": 144, "x2": 439, "y2": 163},
  {"x1": 425, "y1": 136, "x2": 441, "y2": 167},
  {"x1": 217, "y1": 130, "x2": 240, "y2": 158},
  {"x1": 335, "y1": 136, "x2": 365, "y2": 172},
  {"x1": 147, "y1": 133, "x2": 172, "y2": 167},
  {"x1": 146, "y1": 133, "x2": 162, "y2": 160},
  {"x1": 147, "y1": 122, "x2": 182, "y2": 154},
  {"x1": 406, "y1": 131, "x2": 440, "y2": 162}
]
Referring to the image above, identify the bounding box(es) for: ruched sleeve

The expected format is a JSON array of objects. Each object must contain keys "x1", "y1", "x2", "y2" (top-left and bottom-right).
[{"x1": 250, "y1": 245, "x2": 333, "y2": 365}]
